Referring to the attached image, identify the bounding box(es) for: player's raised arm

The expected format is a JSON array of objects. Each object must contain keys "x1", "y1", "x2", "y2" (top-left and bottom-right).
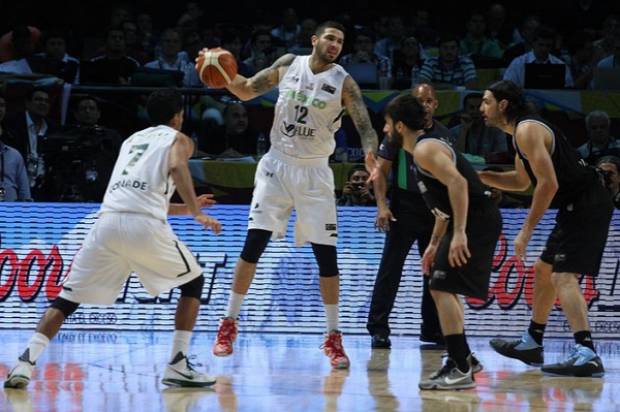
[{"x1": 198, "y1": 50, "x2": 296, "y2": 101}]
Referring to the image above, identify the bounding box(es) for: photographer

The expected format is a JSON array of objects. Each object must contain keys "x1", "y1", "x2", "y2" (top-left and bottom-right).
[
  {"x1": 42, "y1": 96, "x2": 122, "y2": 201},
  {"x1": 597, "y1": 155, "x2": 620, "y2": 208},
  {"x1": 338, "y1": 166, "x2": 375, "y2": 206}
]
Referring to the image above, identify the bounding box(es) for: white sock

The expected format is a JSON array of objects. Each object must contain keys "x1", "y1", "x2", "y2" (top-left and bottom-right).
[
  {"x1": 23, "y1": 333, "x2": 50, "y2": 363},
  {"x1": 324, "y1": 304, "x2": 339, "y2": 332},
  {"x1": 170, "y1": 330, "x2": 192, "y2": 363},
  {"x1": 226, "y1": 292, "x2": 246, "y2": 319}
]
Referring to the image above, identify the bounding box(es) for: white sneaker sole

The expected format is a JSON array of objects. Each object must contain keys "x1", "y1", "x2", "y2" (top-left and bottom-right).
[{"x1": 161, "y1": 377, "x2": 216, "y2": 388}]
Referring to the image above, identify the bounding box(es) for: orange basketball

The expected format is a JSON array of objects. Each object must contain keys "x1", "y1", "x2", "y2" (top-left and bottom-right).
[{"x1": 196, "y1": 47, "x2": 238, "y2": 88}]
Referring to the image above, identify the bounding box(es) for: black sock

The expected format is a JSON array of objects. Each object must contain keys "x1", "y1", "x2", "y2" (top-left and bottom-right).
[
  {"x1": 445, "y1": 334, "x2": 469, "y2": 373},
  {"x1": 574, "y1": 330, "x2": 595, "y2": 351},
  {"x1": 463, "y1": 330, "x2": 471, "y2": 354},
  {"x1": 528, "y1": 321, "x2": 546, "y2": 346}
]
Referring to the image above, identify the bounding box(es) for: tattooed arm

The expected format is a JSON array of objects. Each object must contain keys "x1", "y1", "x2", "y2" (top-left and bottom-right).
[
  {"x1": 341, "y1": 76, "x2": 379, "y2": 156},
  {"x1": 224, "y1": 53, "x2": 296, "y2": 101}
]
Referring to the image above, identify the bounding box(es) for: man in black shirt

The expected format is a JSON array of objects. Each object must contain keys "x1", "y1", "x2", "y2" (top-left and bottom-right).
[
  {"x1": 366, "y1": 83, "x2": 447, "y2": 349},
  {"x1": 381, "y1": 94, "x2": 502, "y2": 390},
  {"x1": 479, "y1": 80, "x2": 613, "y2": 377}
]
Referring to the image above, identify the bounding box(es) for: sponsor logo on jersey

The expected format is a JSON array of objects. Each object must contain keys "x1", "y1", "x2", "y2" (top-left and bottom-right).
[
  {"x1": 280, "y1": 121, "x2": 317, "y2": 138},
  {"x1": 321, "y1": 83, "x2": 336, "y2": 94},
  {"x1": 325, "y1": 223, "x2": 337, "y2": 231},
  {"x1": 285, "y1": 90, "x2": 327, "y2": 109}
]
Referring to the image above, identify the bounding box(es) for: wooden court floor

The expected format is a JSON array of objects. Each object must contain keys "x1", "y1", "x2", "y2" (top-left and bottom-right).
[{"x1": 0, "y1": 330, "x2": 618, "y2": 412}]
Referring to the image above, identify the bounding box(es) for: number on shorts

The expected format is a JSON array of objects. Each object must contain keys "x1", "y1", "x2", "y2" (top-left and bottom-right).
[{"x1": 122, "y1": 144, "x2": 149, "y2": 175}]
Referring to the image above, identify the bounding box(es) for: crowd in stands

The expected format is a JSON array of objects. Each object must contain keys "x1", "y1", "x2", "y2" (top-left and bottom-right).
[{"x1": 0, "y1": 2, "x2": 618, "y2": 205}]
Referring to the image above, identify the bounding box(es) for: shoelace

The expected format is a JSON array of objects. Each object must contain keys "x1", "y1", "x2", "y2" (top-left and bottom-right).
[
  {"x1": 432, "y1": 359, "x2": 457, "y2": 379},
  {"x1": 322, "y1": 334, "x2": 345, "y2": 357},
  {"x1": 186, "y1": 354, "x2": 203, "y2": 370},
  {"x1": 217, "y1": 322, "x2": 236, "y2": 340}
]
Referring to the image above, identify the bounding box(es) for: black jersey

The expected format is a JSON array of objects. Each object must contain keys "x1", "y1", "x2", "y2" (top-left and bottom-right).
[
  {"x1": 514, "y1": 115, "x2": 599, "y2": 208},
  {"x1": 413, "y1": 137, "x2": 491, "y2": 220}
]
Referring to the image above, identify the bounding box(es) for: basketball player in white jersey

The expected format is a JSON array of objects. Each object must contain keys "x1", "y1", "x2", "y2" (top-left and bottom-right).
[
  {"x1": 5, "y1": 89, "x2": 221, "y2": 389},
  {"x1": 198, "y1": 21, "x2": 379, "y2": 369}
]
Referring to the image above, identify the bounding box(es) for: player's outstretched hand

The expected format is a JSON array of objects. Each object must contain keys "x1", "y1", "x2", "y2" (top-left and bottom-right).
[
  {"x1": 421, "y1": 244, "x2": 438, "y2": 276},
  {"x1": 194, "y1": 213, "x2": 221, "y2": 234},
  {"x1": 197, "y1": 194, "x2": 216, "y2": 208}
]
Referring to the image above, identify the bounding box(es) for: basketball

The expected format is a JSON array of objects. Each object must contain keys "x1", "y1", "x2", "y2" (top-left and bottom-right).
[{"x1": 196, "y1": 48, "x2": 238, "y2": 88}]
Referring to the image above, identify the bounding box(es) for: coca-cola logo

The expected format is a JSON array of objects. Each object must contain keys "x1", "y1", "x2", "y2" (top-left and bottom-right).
[{"x1": 465, "y1": 233, "x2": 600, "y2": 310}]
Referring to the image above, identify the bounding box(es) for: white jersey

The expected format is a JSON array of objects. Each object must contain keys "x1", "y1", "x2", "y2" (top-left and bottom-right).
[
  {"x1": 270, "y1": 55, "x2": 348, "y2": 159},
  {"x1": 100, "y1": 125, "x2": 177, "y2": 221}
]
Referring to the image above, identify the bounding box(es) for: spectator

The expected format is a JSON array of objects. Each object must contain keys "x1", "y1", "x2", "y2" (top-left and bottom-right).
[
  {"x1": 122, "y1": 20, "x2": 150, "y2": 64},
  {"x1": 596, "y1": 155, "x2": 620, "y2": 208},
  {"x1": 136, "y1": 13, "x2": 156, "y2": 57},
  {"x1": 181, "y1": 29, "x2": 203, "y2": 66},
  {"x1": 338, "y1": 166, "x2": 375, "y2": 206},
  {"x1": 4, "y1": 88, "x2": 56, "y2": 192},
  {"x1": 85, "y1": 27, "x2": 140, "y2": 85},
  {"x1": 577, "y1": 110, "x2": 620, "y2": 163},
  {"x1": 485, "y1": 3, "x2": 515, "y2": 49},
  {"x1": 0, "y1": 25, "x2": 38, "y2": 75},
  {"x1": 449, "y1": 92, "x2": 508, "y2": 158},
  {"x1": 145, "y1": 28, "x2": 200, "y2": 87},
  {"x1": 202, "y1": 102, "x2": 261, "y2": 156},
  {"x1": 0, "y1": 94, "x2": 30, "y2": 201},
  {"x1": 419, "y1": 33, "x2": 478, "y2": 89},
  {"x1": 243, "y1": 29, "x2": 278, "y2": 75},
  {"x1": 29, "y1": 31, "x2": 80, "y2": 83},
  {"x1": 271, "y1": 8, "x2": 301, "y2": 49},
  {"x1": 177, "y1": 2, "x2": 204, "y2": 30},
  {"x1": 566, "y1": 31, "x2": 596, "y2": 89},
  {"x1": 391, "y1": 36, "x2": 424, "y2": 89},
  {"x1": 288, "y1": 18, "x2": 317, "y2": 55},
  {"x1": 220, "y1": 29, "x2": 253, "y2": 78},
  {"x1": 339, "y1": 29, "x2": 392, "y2": 89},
  {"x1": 0, "y1": 25, "x2": 40, "y2": 63},
  {"x1": 502, "y1": 15, "x2": 541, "y2": 65},
  {"x1": 411, "y1": 9, "x2": 439, "y2": 48},
  {"x1": 374, "y1": 16, "x2": 406, "y2": 60},
  {"x1": 596, "y1": 28, "x2": 620, "y2": 68},
  {"x1": 460, "y1": 12, "x2": 503, "y2": 64},
  {"x1": 593, "y1": 15, "x2": 620, "y2": 63},
  {"x1": 109, "y1": 5, "x2": 133, "y2": 29},
  {"x1": 503, "y1": 26, "x2": 574, "y2": 88}
]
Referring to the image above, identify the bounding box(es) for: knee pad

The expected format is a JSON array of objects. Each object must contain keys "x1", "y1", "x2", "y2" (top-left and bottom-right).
[
  {"x1": 51, "y1": 297, "x2": 80, "y2": 318},
  {"x1": 179, "y1": 275, "x2": 205, "y2": 299},
  {"x1": 240, "y1": 229, "x2": 272, "y2": 263},
  {"x1": 311, "y1": 243, "x2": 339, "y2": 277}
]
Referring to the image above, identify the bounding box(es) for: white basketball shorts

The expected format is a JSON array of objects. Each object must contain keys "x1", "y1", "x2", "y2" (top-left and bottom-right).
[
  {"x1": 59, "y1": 212, "x2": 202, "y2": 305},
  {"x1": 248, "y1": 148, "x2": 338, "y2": 246}
]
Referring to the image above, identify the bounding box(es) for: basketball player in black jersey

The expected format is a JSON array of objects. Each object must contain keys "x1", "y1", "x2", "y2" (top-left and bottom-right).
[
  {"x1": 383, "y1": 94, "x2": 502, "y2": 390},
  {"x1": 479, "y1": 80, "x2": 613, "y2": 377}
]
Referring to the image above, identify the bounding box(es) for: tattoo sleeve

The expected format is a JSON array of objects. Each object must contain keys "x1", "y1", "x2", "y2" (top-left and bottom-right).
[
  {"x1": 342, "y1": 77, "x2": 379, "y2": 155},
  {"x1": 250, "y1": 53, "x2": 296, "y2": 95}
]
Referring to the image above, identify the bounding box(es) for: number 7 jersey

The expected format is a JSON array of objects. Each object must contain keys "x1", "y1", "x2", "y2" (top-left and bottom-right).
[
  {"x1": 100, "y1": 125, "x2": 178, "y2": 221},
  {"x1": 270, "y1": 55, "x2": 349, "y2": 159}
]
